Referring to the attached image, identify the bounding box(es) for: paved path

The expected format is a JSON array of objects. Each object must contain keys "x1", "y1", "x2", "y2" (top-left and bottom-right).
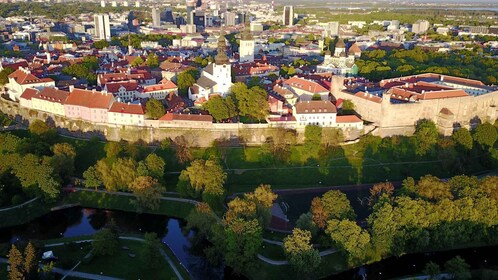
[
  {"x1": 257, "y1": 247, "x2": 338, "y2": 266},
  {"x1": 0, "y1": 197, "x2": 39, "y2": 212},
  {"x1": 0, "y1": 257, "x2": 121, "y2": 280},
  {"x1": 262, "y1": 238, "x2": 283, "y2": 246},
  {"x1": 44, "y1": 236, "x2": 185, "y2": 280}
]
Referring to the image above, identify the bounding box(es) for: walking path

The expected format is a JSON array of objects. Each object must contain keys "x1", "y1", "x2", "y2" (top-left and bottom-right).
[
  {"x1": 44, "y1": 236, "x2": 185, "y2": 280},
  {"x1": 0, "y1": 257, "x2": 121, "y2": 280},
  {"x1": 257, "y1": 248, "x2": 338, "y2": 266},
  {"x1": 0, "y1": 197, "x2": 39, "y2": 212}
]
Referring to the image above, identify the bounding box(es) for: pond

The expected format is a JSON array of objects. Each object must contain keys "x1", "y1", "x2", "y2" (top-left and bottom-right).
[{"x1": 0, "y1": 207, "x2": 223, "y2": 280}]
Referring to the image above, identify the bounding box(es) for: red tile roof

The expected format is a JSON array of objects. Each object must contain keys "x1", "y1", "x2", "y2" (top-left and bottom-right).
[
  {"x1": 20, "y1": 88, "x2": 39, "y2": 100},
  {"x1": 109, "y1": 102, "x2": 145, "y2": 115},
  {"x1": 33, "y1": 87, "x2": 69, "y2": 104},
  {"x1": 336, "y1": 115, "x2": 362, "y2": 123},
  {"x1": 105, "y1": 80, "x2": 139, "y2": 93},
  {"x1": 354, "y1": 92, "x2": 383, "y2": 103},
  {"x1": 284, "y1": 76, "x2": 329, "y2": 94},
  {"x1": 8, "y1": 68, "x2": 53, "y2": 85},
  {"x1": 65, "y1": 89, "x2": 113, "y2": 109},
  {"x1": 143, "y1": 79, "x2": 177, "y2": 93}
]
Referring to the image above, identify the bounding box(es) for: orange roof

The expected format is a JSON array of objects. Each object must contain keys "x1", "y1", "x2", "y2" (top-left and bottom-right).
[
  {"x1": 419, "y1": 90, "x2": 469, "y2": 100},
  {"x1": 353, "y1": 92, "x2": 383, "y2": 103},
  {"x1": 8, "y1": 68, "x2": 53, "y2": 85},
  {"x1": 284, "y1": 76, "x2": 329, "y2": 94},
  {"x1": 336, "y1": 115, "x2": 362, "y2": 123},
  {"x1": 105, "y1": 80, "x2": 139, "y2": 93},
  {"x1": 109, "y1": 102, "x2": 145, "y2": 115},
  {"x1": 295, "y1": 100, "x2": 337, "y2": 114},
  {"x1": 20, "y1": 88, "x2": 39, "y2": 100},
  {"x1": 143, "y1": 80, "x2": 177, "y2": 93},
  {"x1": 65, "y1": 89, "x2": 113, "y2": 109},
  {"x1": 32, "y1": 87, "x2": 69, "y2": 104},
  {"x1": 159, "y1": 113, "x2": 213, "y2": 122}
]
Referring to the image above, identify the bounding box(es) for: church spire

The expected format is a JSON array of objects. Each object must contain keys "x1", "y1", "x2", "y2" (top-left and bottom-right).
[
  {"x1": 240, "y1": 14, "x2": 253, "y2": 41},
  {"x1": 215, "y1": 26, "x2": 230, "y2": 65}
]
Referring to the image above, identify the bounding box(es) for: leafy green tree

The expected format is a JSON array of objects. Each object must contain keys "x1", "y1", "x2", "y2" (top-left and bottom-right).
[
  {"x1": 173, "y1": 135, "x2": 193, "y2": 164},
  {"x1": 0, "y1": 67, "x2": 14, "y2": 87},
  {"x1": 29, "y1": 119, "x2": 50, "y2": 135},
  {"x1": 326, "y1": 219, "x2": 370, "y2": 263},
  {"x1": 7, "y1": 244, "x2": 23, "y2": 280},
  {"x1": 311, "y1": 93, "x2": 321, "y2": 100},
  {"x1": 83, "y1": 165, "x2": 101, "y2": 189},
  {"x1": 231, "y1": 83, "x2": 269, "y2": 121},
  {"x1": 104, "y1": 142, "x2": 124, "y2": 158},
  {"x1": 416, "y1": 175, "x2": 453, "y2": 201},
  {"x1": 141, "y1": 232, "x2": 162, "y2": 269},
  {"x1": 131, "y1": 56, "x2": 144, "y2": 66},
  {"x1": 322, "y1": 128, "x2": 344, "y2": 148},
  {"x1": 321, "y1": 190, "x2": 356, "y2": 220},
  {"x1": 452, "y1": 128, "x2": 473, "y2": 151},
  {"x1": 129, "y1": 176, "x2": 165, "y2": 211},
  {"x1": 423, "y1": 261, "x2": 441, "y2": 280},
  {"x1": 95, "y1": 157, "x2": 137, "y2": 191},
  {"x1": 414, "y1": 119, "x2": 439, "y2": 156},
  {"x1": 138, "y1": 153, "x2": 165, "y2": 181},
  {"x1": 295, "y1": 212, "x2": 319, "y2": 237},
  {"x1": 224, "y1": 218, "x2": 262, "y2": 274},
  {"x1": 473, "y1": 122, "x2": 497, "y2": 148},
  {"x1": 145, "y1": 99, "x2": 165, "y2": 120},
  {"x1": 203, "y1": 95, "x2": 237, "y2": 122},
  {"x1": 444, "y1": 256, "x2": 471, "y2": 280},
  {"x1": 145, "y1": 52, "x2": 159, "y2": 68},
  {"x1": 50, "y1": 143, "x2": 77, "y2": 180},
  {"x1": 283, "y1": 228, "x2": 321, "y2": 276},
  {"x1": 93, "y1": 40, "x2": 110, "y2": 49},
  {"x1": 177, "y1": 70, "x2": 197, "y2": 96},
  {"x1": 23, "y1": 242, "x2": 37, "y2": 278},
  {"x1": 368, "y1": 203, "x2": 397, "y2": 257},
  {"x1": 92, "y1": 228, "x2": 119, "y2": 256},
  {"x1": 178, "y1": 159, "x2": 227, "y2": 197}
]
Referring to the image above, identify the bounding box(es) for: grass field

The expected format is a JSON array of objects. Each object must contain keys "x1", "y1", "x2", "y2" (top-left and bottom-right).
[
  {"x1": 64, "y1": 191, "x2": 195, "y2": 220},
  {"x1": 0, "y1": 198, "x2": 53, "y2": 228}
]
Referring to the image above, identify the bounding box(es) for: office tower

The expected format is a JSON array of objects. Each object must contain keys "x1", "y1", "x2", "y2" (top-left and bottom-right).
[
  {"x1": 237, "y1": 13, "x2": 246, "y2": 25},
  {"x1": 224, "y1": 12, "x2": 236, "y2": 26},
  {"x1": 283, "y1": 6, "x2": 294, "y2": 27},
  {"x1": 193, "y1": 11, "x2": 205, "y2": 28},
  {"x1": 175, "y1": 16, "x2": 186, "y2": 27},
  {"x1": 152, "y1": 8, "x2": 161, "y2": 27},
  {"x1": 412, "y1": 20, "x2": 430, "y2": 34},
  {"x1": 186, "y1": 0, "x2": 195, "y2": 24},
  {"x1": 94, "y1": 14, "x2": 111, "y2": 41},
  {"x1": 165, "y1": 8, "x2": 175, "y2": 24},
  {"x1": 327, "y1": 21, "x2": 339, "y2": 36}
]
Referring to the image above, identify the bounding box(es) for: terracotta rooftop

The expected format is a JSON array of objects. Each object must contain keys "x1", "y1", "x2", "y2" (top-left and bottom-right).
[
  {"x1": 284, "y1": 76, "x2": 329, "y2": 94},
  {"x1": 8, "y1": 68, "x2": 53, "y2": 85},
  {"x1": 20, "y1": 88, "x2": 39, "y2": 100},
  {"x1": 159, "y1": 113, "x2": 213, "y2": 122},
  {"x1": 105, "y1": 80, "x2": 139, "y2": 93},
  {"x1": 143, "y1": 79, "x2": 177, "y2": 93},
  {"x1": 295, "y1": 100, "x2": 337, "y2": 114},
  {"x1": 336, "y1": 115, "x2": 362, "y2": 123},
  {"x1": 109, "y1": 102, "x2": 145, "y2": 115},
  {"x1": 65, "y1": 89, "x2": 113, "y2": 109},
  {"x1": 33, "y1": 87, "x2": 69, "y2": 104}
]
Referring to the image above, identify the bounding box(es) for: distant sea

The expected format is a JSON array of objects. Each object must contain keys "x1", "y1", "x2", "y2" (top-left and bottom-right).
[{"x1": 308, "y1": 5, "x2": 498, "y2": 12}]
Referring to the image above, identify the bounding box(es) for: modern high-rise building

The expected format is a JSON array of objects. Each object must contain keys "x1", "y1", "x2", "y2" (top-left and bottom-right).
[
  {"x1": 283, "y1": 6, "x2": 294, "y2": 27},
  {"x1": 186, "y1": 0, "x2": 195, "y2": 24},
  {"x1": 224, "y1": 12, "x2": 236, "y2": 26},
  {"x1": 152, "y1": 8, "x2": 161, "y2": 27},
  {"x1": 164, "y1": 8, "x2": 175, "y2": 24},
  {"x1": 412, "y1": 20, "x2": 430, "y2": 34},
  {"x1": 94, "y1": 14, "x2": 111, "y2": 41}
]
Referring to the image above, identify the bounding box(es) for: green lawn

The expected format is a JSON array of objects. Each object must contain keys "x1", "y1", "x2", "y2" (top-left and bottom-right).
[
  {"x1": 64, "y1": 190, "x2": 195, "y2": 220},
  {"x1": 73, "y1": 239, "x2": 178, "y2": 280},
  {"x1": 0, "y1": 198, "x2": 53, "y2": 228},
  {"x1": 0, "y1": 263, "x2": 8, "y2": 279},
  {"x1": 260, "y1": 243, "x2": 286, "y2": 260}
]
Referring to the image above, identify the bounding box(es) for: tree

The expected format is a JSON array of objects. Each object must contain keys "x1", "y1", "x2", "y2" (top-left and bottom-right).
[
  {"x1": 203, "y1": 95, "x2": 236, "y2": 122},
  {"x1": 29, "y1": 119, "x2": 50, "y2": 135},
  {"x1": 93, "y1": 40, "x2": 110, "y2": 49},
  {"x1": 131, "y1": 56, "x2": 144, "y2": 66},
  {"x1": 138, "y1": 153, "x2": 165, "y2": 181},
  {"x1": 50, "y1": 143, "x2": 77, "y2": 180},
  {"x1": 145, "y1": 52, "x2": 159, "y2": 68},
  {"x1": 224, "y1": 218, "x2": 262, "y2": 274},
  {"x1": 369, "y1": 182, "x2": 394, "y2": 207},
  {"x1": 7, "y1": 244, "x2": 23, "y2": 280},
  {"x1": 444, "y1": 256, "x2": 471, "y2": 280},
  {"x1": 473, "y1": 122, "x2": 497, "y2": 148},
  {"x1": 178, "y1": 159, "x2": 227, "y2": 197},
  {"x1": 322, "y1": 128, "x2": 344, "y2": 148},
  {"x1": 310, "y1": 197, "x2": 328, "y2": 229},
  {"x1": 295, "y1": 212, "x2": 318, "y2": 237},
  {"x1": 141, "y1": 232, "x2": 162, "y2": 269},
  {"x1": 416, "y1": 175, "x2": 453, "y2": 201},
  {"x1": 95, "y1": 157, "x2": 137, "y2": 191},
  {"x1": 92, "y1": 228, "x2": 119, "y2": 256},
  {"x1": 145, "y1": 99, "x2": 165, "y2": 120},
  {"x1": 321, "y1": 190, "x2": 356, "y2": 220},
  {"x1": 414, "y1": 119, "x2": 439, "y2": 156},
  {"x1": 177, "y1": 70, "x2": 196, "y2": 96},
  {"x1": 83, "y1": 165, "x2": 102, "y2": 189},
  {"x1": 326, "y1": 219, "x2": 371, "y2": 263},
  {"x1": 174, "y1": 135, "x2": 193, "y2": 164},
  {"x1": 311, "y1": 93, "x2": 322, "y2": 100},
  {"x1": 231, "y1": 83, "x2": 269, "y2": 121},
  {"x1": 423, "y1": 261, "x2": 441, "y2": 280},
  {"x1": 452, "y1": 128, "x2": 473, "y2": 151},
  {"x1": 283, "y1": 228, "x2": 321, "y2": 276},
  {"x1": 24, "y1": 242, "x2": 37, "y2": 278},
  {"x1": 129, "y1": 176, "x2": 165, "y2": 211},
  {"x1": 0, "y1": 67, "x2": 14, "y2": 87},
  {"x1": 368, "y1": 203, "x2": 397, "y2": 257},
  {"x1": 104, "y1": 141, "x2": 123, "y2": 158}
]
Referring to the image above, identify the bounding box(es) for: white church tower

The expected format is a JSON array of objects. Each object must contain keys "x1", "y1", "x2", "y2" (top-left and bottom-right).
[{"x1": 239, "y1": 22, "x2": 254, "y2": 63}]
